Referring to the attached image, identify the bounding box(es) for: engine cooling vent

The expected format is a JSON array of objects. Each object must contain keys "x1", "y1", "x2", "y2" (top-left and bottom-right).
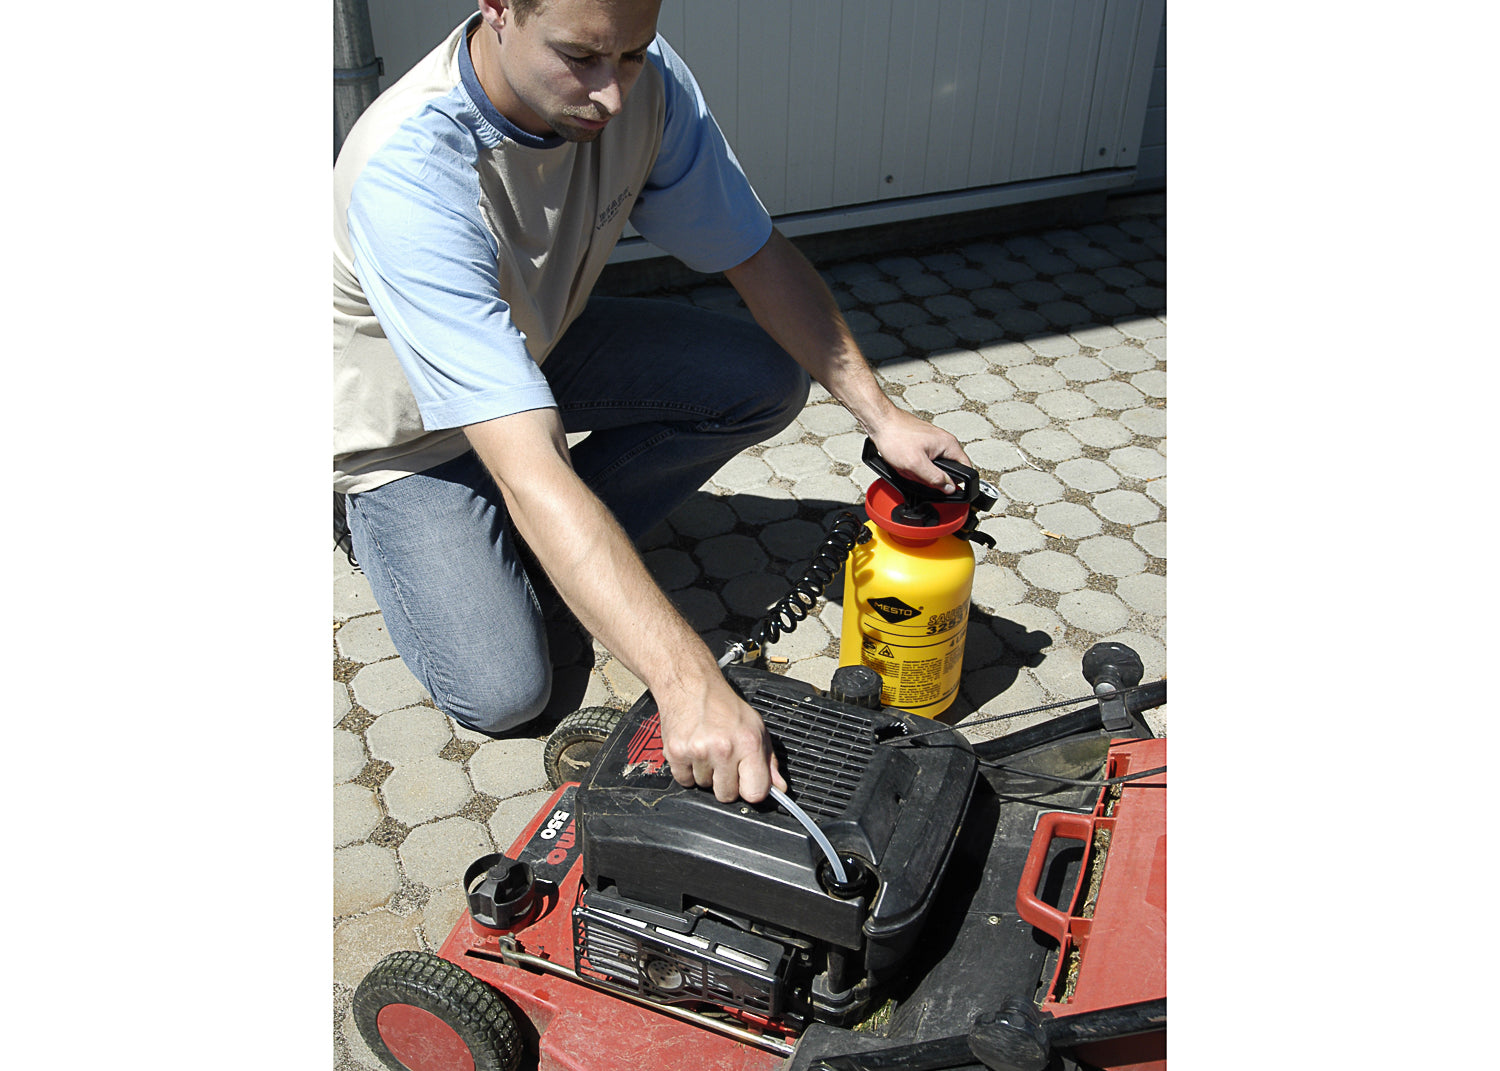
[{"x1": 751, "y1": 688, "x2": 882, "y2": 822}]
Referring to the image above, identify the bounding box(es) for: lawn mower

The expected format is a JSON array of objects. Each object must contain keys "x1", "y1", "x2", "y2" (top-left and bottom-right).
[{"x1": 351, "y1": 447, "x2": 1167, "y2": 1071}]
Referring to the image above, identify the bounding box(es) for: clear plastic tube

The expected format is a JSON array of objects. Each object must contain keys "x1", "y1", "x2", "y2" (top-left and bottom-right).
[{"x1": 769, "y1": 785, "x2": 847, "y2": 885}]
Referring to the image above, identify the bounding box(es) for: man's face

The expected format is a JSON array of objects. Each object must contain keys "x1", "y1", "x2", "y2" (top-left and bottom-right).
[{"x1": 483, "y1": 0, "x2": 662, "y2": 143}]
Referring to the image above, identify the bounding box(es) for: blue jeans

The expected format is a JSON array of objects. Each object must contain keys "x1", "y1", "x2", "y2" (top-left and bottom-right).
[{"x1": 345, "y1": 297, "x2": 810, "y2": 734}]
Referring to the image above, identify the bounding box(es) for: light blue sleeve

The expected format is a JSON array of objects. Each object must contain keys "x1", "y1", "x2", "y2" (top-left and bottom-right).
[
  {"x1": 628, "y1": 38, "x2": 773, "y2": 274},
  {"x1": 346, "y1": 107, "x2": 556, "y2": 432}
]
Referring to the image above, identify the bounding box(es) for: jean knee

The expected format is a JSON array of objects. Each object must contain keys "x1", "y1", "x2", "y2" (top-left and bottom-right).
[{"x1": 429, "y1": 667, "x2": 552, "y2": 736}]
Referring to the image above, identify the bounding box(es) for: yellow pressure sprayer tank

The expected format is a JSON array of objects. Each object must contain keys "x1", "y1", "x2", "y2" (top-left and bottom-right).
[{"x1": 839, "y1": 440, "x2": 998, "y2": 718}]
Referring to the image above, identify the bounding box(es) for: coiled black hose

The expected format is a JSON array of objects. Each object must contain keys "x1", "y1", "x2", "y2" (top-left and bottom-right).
[{"x1": 744, "y1": 510, "x2": 871, "y2": 653}]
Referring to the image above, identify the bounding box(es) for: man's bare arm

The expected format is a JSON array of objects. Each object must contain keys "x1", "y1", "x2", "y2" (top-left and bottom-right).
[
  {"x1": 464, "y1": 409, "x2": 786, "y2": 803},
  {"x1": 724, "y1": 228, "x2": 972, "y2": 486}
]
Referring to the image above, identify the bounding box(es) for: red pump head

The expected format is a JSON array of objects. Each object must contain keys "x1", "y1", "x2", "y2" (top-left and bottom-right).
[{"x1": 859, "y1": 439, "x2": 998, "y2": 545}]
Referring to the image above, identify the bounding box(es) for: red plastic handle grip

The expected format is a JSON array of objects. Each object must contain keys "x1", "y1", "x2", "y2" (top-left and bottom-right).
[{"x1": 1015, "y1": 811, "x2": 1096, "y2": 942}]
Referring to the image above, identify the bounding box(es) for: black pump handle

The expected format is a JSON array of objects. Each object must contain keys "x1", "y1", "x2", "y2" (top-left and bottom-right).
[{"x1": 861, "y1": 438, "x2": 996, "y2": 509}]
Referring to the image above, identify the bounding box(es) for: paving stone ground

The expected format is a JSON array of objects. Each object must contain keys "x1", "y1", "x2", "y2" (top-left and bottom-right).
[{"x1": 332, "y1": 196, "x2": 1167, "y2": 1069}]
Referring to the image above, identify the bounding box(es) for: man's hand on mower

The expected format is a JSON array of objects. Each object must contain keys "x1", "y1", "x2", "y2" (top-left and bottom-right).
[{"x1": 658, "y1": 681, "x2": 787, "y2": 804}]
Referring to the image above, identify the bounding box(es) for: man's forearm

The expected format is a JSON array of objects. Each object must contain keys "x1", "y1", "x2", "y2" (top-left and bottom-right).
[
  {"x1": 725, "y1": 228, "x2": 972, "y2": 486},
  {"x1": 462, "y1": 409, "x2": 783, "y2": 802},
  {"x1": 723, "y1": 228, "x2": 899, "y2": 432}
]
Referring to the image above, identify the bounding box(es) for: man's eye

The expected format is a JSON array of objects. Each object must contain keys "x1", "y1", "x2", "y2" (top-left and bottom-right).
[
  {"x1": 561, "y1": 52, "x2": 594, "y2": 66},
  {"x1": 623, "y1": 51, "x2": 648, "y2": 64}
]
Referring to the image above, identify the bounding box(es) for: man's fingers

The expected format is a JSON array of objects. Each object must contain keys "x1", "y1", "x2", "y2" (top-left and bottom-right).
[
  {"x1": 713, "y1": 762, "x2": 740, "y2": 804},
  {"x1": 768, "y1": 750, "x2": 787, "y2": 794}
]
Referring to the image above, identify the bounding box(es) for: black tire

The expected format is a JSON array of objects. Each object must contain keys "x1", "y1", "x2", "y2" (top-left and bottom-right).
[
  {"x1": 352, "y1": 950, "x2": 523, "y2": 1071},
  {"x1": 543, "y1": 706, "x2": 625, "y2": 788}
]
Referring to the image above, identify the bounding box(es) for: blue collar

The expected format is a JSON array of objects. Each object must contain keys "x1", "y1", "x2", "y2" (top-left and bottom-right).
[{"x1": 458, "y1": 13, "x2": 565, "y2": 149}]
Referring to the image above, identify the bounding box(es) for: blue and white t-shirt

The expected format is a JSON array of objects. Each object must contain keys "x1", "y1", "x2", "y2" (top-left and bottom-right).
[{"x1": 333, "y1": 14, "x2": 771, "y2": 493}]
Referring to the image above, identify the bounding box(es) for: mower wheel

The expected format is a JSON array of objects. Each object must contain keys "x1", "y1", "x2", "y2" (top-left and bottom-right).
[
  {"x1": 352, "y1": 950, "x2": 523, "y2": 1071},
  {"x1": 544, "y1": 705, "x2": 625, "y2": 788}
]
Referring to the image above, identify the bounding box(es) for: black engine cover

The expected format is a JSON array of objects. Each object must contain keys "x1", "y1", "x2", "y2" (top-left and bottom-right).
[{"x1": 574, "y1": 665, "x2": 978, "y2": 986}]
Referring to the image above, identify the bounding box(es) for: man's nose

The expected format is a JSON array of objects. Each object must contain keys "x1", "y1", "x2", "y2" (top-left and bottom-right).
[{"x1": 589, "y1": 69, "x2": 625, "y2": 116}]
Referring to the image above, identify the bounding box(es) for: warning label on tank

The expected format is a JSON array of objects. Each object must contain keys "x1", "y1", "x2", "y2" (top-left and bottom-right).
[{"x1": 859, "y1": 630, "x2": 966, "y2": 709}]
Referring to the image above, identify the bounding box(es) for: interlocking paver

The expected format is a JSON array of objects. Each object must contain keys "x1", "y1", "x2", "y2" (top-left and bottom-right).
[
  {"x1": 1120, "y1": 406, "x2": 1167, "y2": 438},
  {"x1": 971, "y1": 565, "x2": 1028, "y2": 611},
  {"x1": 903, "y1": 382, "x2": 965, "y2": 414},
  {"x1": 876, "y1": 355, "x2": 938, "y2": 385},
  {"x1": 366, "y1": 705, "x2": 452, "y2": 764},
  {"x1": 987, "y1": 400, "x2": 1049, "y2": 433},
  {"x1": 728, "y1": 486, "x2": 799, "y2": 524},
  {"x1": 997, "y1": 468, "x2": 1065, "y2": 505},
  {"x1": 895, "y1": 272, "x2": 948, "y2": 298},
  {"x1": 1034, "y1": 389, "x2": 1096, "y2": 422},
  {"x1": 1133, "y1": 521, "x2": 1167, "y2": 560},
  {"x1": 1069, "y1": 323, "x2": 1127, "y2": 350},
  {"x1": 972, "y1": 287, "x2": 1024, "y2": 313},
  {"x1": 765, "y1": 442, "x2": 836, "y2": 479},
  {"x1": 1068, "y1": 416, "x2": 1134, "y2": 449},
  {"x1": 965, "y1": 438, "x2": 1028, "y2": 473},
  {"x1": 351, "y1": 658, "x2": 431, "y2": 715},
  {"x1": 1131, "y1": 369, "x2": 1168, "y2": 398},
  {"x1": 1021, "y1": 334, "x2": 1079, "y2": 360},
  {"x1": 761, "y1": 518, "x2": 829, "y2": 561},
  {"x1": 334, "y1": 783, "x2": 382, "y2": 847},
  {"x1": 331, "y1": 202, "x2": 1167, "y2": 1058},
  {"x1": 333, "y1": 570, "x2": 378, "y2": 621},
  {"x1": 799, "y1": 403, "x2": 860, "y2": 436},
  {"x1": 380, "y1": 757, "x2": 474, "y2": 827},
  {"x1": 1006, "y1": 364, "x2": 1066, "y2": 393},
  {"x1": 398, "y1": 817, "x2": 494, "y2": 890},
  {"x1": 1076, "y1": 536, "x2": 1148, "y2": 578},
  {"x1": 709, "y1": 455, "x2": 775, "y2": 495},
  {"x1": 1017, "y1": 550, "x2": 1088, "y2": 593},
  {"x1": 1054, "y1": 458, "x2": 1120, "y2": 493},
  {"x1": 644, "y1": 547, "x2": 698, "y2": 591},
  {"x1": 1116, "y1": 573, "x2": 1167, "y2": 616},
  {"x1": 935, "y1": 410, "x2": 997, "y2": 443},
  {"x1": 984, "y1": 516, "x2": 1047, "y2": 553},
  {"x1": 334, "y1": 729, "x2": 367, "y2": 783},
  {"x1": 722, "y1": 573, "x2": 793, "y2": 620},
  {"x1": 1056, "y1": 589, "x2": 1131, "y2": 634},
  {"x1": 927, "y1": 348, "x2": 990, "y2": 376},
  {"x1": 468, "y1": 738, "x2": 547, "y2": 798},
  {"x1": 334, "y1": 680, "x2": 352, "y2": 725},
  {"x1": 1092, "y1": 489, "x2": 1161, "y2": 526},
  {"x1": 1116, "y1": 317, "x2": 1166, "y2": 341},
  {"x1": 902, "y1": 323, "x2": 959, "y2": 351},
  {"x1": 875, "y1": 301, "x2": 928, "y2": 328},
  {"x1": 697, "y1": 534, "x2": 769, "y2": 578},
  {"x1": 791, "y1": 472, "x2": 867, "y2": 504},
  {"x1": 1035, "y1": 502, "x2": 1103, "y2": 539},
  {"x1": 953, "y1": 372, "x2": 1016, "y2": 404},
  {"x1": 1018, "y1": 427, "x2": 1084, "y2": 462},
  {"x1": 1084, "y1": 380, "x2": 1147, "y2": 411},
  {"x1": 336, "y1": 615, "x2": 399, "y2": 664},
  {"x1": 334, "y1": 843, "x2": 402, "y2": 917},
  {"x1": 1108, "y1": 445, "x2": 1167, "y2": 481},
  {"x1": 333, "y1": 910, "x2": 422, "y2": 988},
  {"x1": 1054, "y1": 354, "x2": 1112, "y2": 382}
]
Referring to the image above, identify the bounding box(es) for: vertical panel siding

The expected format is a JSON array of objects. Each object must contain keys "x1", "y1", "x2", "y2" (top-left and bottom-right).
[
  {"x1": 357, "y1": 1, "x2": 1162, "y2": 217},
  {"x1": 1131, "y1": 10, "x2": 1166, "y2": 191}
]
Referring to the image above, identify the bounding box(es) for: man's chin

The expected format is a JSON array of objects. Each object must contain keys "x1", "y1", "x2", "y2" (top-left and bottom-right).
[{"x1": 552, "y1": 116, "x2": 608, "y2": 143}]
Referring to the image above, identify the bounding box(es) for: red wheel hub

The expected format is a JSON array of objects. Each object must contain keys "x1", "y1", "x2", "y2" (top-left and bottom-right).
[{"x1": 375, "y1": 1003, "x2": 476, "y2": 1071}]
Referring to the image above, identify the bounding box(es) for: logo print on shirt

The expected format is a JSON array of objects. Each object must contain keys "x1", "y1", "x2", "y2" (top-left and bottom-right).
[{"x1": 596, "y1": 185, "x2": 634, "y2": 230}]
